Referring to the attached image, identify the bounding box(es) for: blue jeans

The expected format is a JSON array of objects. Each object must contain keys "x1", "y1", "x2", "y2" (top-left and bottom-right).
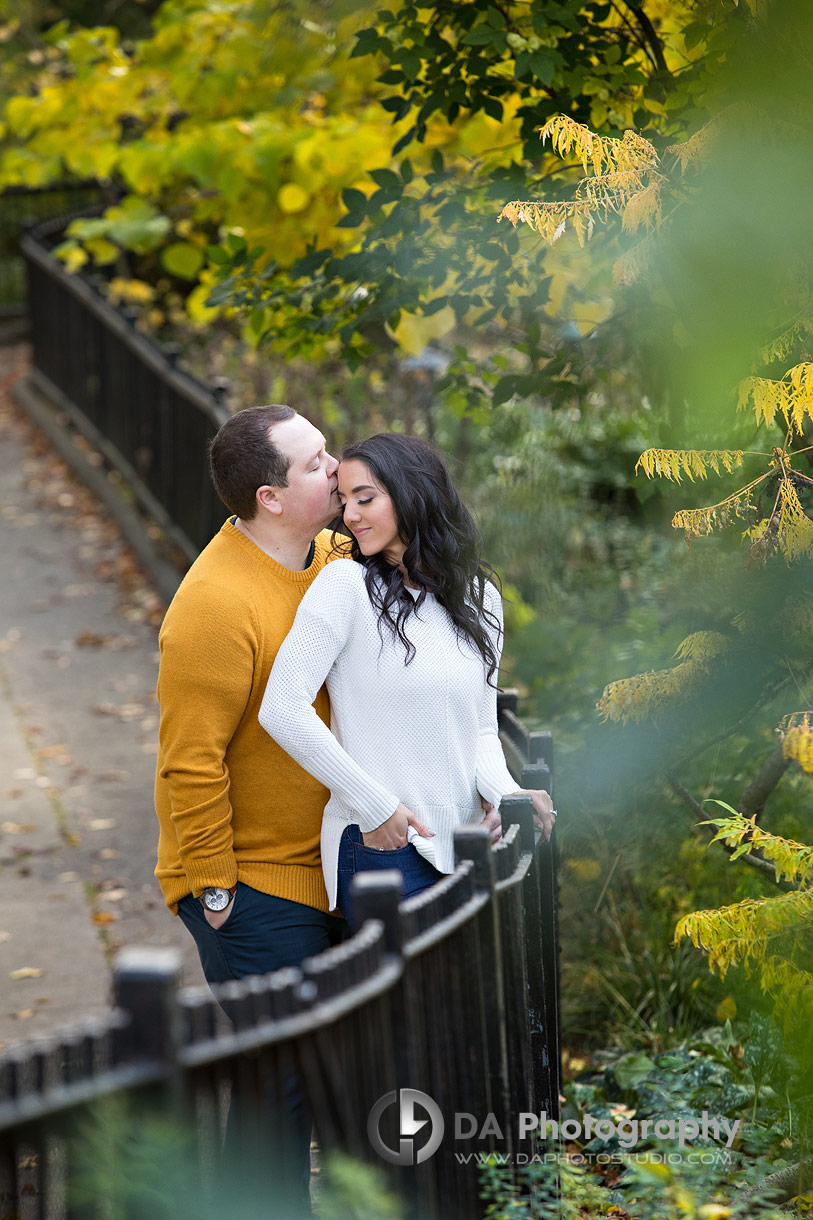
[
  {"x1": 337, "y1": 824, "x2": 443, "y2": 931},
  {"x1": 178, "y1": 884, "x2": 345, "y2": 1218}
]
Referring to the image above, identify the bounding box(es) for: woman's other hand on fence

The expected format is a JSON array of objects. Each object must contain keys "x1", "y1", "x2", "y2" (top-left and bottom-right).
[
  {"x1": 363, "y1": 802, "x2": 435, "y2": 850},
  {"x1": 508, "y1": 789, "x2": 556, "y2": 841},
  {"x1": 479, "y1": 799, "x2": 503, "y2": 844}
]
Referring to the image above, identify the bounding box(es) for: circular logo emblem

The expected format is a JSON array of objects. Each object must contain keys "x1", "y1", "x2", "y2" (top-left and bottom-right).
[{"x1": 367, "y1": 1089, "x2": 445, "y2": 1165}]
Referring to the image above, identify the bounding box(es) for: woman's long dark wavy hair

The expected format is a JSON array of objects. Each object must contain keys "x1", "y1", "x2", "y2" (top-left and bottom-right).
[{"x1": 335, "y1": 433, "x2": 502, "y2": 685}]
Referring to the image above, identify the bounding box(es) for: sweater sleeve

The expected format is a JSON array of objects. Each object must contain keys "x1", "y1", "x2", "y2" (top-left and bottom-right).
[
  {"x1": 475, "y1": 584, "x2": 521, "y2": 809},
  {"x1": 157, "y1": 581, "x2": 247, "y2": 893},
  {"x1": 258, "y1": 565, "x2": 401, "y2": 831}
]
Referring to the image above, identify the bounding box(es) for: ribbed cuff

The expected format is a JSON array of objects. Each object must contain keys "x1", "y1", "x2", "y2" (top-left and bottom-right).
[
  {"x1": 477, "y1": 760, "x2": 519, "y2": 811},
  {"x1": 181, "y1": 849, "x2": 238, "y2": 898},
  {"x1": 304, "y1": 744, "x2": 400, "y2": 832}
]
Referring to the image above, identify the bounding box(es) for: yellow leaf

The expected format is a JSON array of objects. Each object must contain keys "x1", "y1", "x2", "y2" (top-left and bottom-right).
[
  {"x1": 186, "y1": 282, "x2": 221, "y2": 325},
  {"x1": 60, "y1": 243, "x2": 89, "y2": 274},
  {"x1": 390, "y1": 306, "x2": 455, "y2": 356},
  {"x1": 570, "y1": 297, "x2": 614, "y2": 335},
  {"x1": 277, "y1": 183, "x2": 309, "y2": 214},
  {"x1": 566, "y1": 858, "x2": 602, "y2": 881},
  {"x1": 10, "y1": 967, "x2": 44, "y2": 980}
]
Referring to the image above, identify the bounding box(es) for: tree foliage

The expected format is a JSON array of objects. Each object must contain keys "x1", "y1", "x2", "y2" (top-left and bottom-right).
[
  {"x1": 206, "y1": 0, "x2": 747, "y2": 393},
  {"x1": 555, "y1": 1, "x2": 813, "y2": 1118},
  {"x1": 0, "y1": 0, "x2": 419, "y2": 320}
]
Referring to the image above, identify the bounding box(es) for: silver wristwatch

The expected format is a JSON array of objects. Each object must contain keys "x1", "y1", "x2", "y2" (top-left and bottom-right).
[{"x1": 200, "y1": 885, "x2": 236, "y2": 912}]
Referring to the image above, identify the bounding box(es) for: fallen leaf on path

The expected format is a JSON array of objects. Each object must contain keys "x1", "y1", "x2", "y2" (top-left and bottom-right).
[
  {"x1": 93, "y1": 911, "x2": 116, "y2": 923},
  {"x1": 0, "y1": 931, "x2": 11, "y2": 942},
  {"x1": 76, "y1": 631, "x2": 107, "y2": 646},
  {"x1": 10, "y1": 967, "x2": 44, "y2": 979},
  {"x1": 88, "y1": 818, "x2": 116, "y2": 830},
  {"x1": 37, "y1": 744, "x2": 68, "y2": 758},
  {"x1": 99, "y1": 888, "x2": 127, "y2": 902},
  {"x1": 14, "y1": 1009, "x2": 34, "y2": 1020},
  {"x1": 2, "y1": 822, "x2": 37, "y2": 834},
  {"x1": 98, "y1": 848, "x2": 119, "y2": 859}
]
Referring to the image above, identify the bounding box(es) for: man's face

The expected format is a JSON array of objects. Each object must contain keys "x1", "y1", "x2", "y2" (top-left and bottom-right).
[{"x1": 268, "y1": 414, "x2": 339, "y2": 531}]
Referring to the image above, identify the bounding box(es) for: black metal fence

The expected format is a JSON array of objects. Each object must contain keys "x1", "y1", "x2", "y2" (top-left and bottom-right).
[
  {"x1": 21, "y1": 214, "x2": 229, "y2": 565},
  {"x1": 0, "y1": 698, "x2": 560, "y2": 1220},
  {"x1": 0, "y1": 184, "x2": 106, "y2": 312}
]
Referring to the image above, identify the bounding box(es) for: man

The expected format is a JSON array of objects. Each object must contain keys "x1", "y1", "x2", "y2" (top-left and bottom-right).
[
  {"x1": 155, "y1": 403, "x2": 433, "y2": 973},
  {"x1": 155, "y1": 404, "x2": 343, "y2": 968}
]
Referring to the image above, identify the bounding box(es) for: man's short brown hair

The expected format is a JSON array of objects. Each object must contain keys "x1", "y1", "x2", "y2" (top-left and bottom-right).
[{"x1": 209, "y1": 404, "x2": 296, "y2": 520}]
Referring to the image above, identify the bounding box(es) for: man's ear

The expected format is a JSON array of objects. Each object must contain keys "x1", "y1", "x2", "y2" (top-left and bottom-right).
[{"x1": 256, "y1": 485, "x2": 283, "y2": 516}]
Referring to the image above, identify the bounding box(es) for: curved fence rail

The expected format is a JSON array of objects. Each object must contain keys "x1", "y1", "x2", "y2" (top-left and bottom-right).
[
  {"x1": 21, "y1": 214, "x2": 230, "y2": 564},
  {"x1": 0, "y1": 698, "x2": 560, "y2": 1220}
]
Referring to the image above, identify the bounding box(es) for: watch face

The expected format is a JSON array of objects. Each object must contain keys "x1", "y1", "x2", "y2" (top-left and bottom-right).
[{"x1": 203, "y1": 888, "x2": 231, "y2": 912}]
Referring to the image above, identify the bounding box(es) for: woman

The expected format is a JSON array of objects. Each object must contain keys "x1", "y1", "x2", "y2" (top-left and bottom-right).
[{"x1": 258, "y1": 434, "x2": 555, "y2": 926}]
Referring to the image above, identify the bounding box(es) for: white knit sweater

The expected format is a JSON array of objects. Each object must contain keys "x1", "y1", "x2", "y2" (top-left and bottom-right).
[{"x1": 258, "y1": 558, "x2": 518, "y2": 910}]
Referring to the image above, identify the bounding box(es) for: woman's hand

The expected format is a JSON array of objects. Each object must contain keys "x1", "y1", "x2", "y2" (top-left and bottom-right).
[
  {"x1": 363, "y1": 802, "x2": 435, "y2": 850},
  {"x1": 507, "y1": 789, "x2": 556, "y2": 841},
  {"x1": 479, "y1": 798, "x2": 503, "y2": 844}
]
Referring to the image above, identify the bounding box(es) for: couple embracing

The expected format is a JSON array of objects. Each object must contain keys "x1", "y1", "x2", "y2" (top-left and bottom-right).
[{"x1": 153, "y1": 404, "x2": 554, "y2": 1208}]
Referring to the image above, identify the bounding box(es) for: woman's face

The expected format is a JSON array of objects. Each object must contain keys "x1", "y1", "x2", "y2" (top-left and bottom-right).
[{"x1": 338, "y1": 459, "x2": 404, "y2": 566}]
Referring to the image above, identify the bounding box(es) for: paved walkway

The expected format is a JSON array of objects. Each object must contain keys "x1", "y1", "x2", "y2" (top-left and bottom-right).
[{"x1": 0, "y1": 344, "x2": 199, "y2": 1051}]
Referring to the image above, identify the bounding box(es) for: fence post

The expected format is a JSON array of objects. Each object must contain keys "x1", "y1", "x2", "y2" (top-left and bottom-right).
[
  {"x1": 351, "y1": 871, "x2": 404, "y2": 954},
  {"x1": 519, "y1": 761, "x2": 561, "y2": 1122},
  {"x1": 113, "y1": 947, "x2": 185, "y2": 1113},
  {"x1": 454, "y1": 827, "x2": 512, "y2": 1160},
  {"x1": 496, "y1": 796, "x2": 536, "y2": 1134}
]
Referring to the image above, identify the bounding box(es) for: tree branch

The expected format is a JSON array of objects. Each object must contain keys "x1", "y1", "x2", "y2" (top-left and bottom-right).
[
  {"x1": 738, "y1": 742, "x2": 790, "y2": 824},
  {"x1": 671, "y1": 674, "x2": 794, "y2": 774},
  {"x1": 620, "y1": 1, "x2": 670, "y2": 75},
  {"x1": 664, "y1": 771, "x2": 793, "y2": 887}
]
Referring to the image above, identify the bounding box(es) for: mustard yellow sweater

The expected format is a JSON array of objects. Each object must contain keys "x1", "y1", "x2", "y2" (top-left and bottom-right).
[{"x1": 154, "y1": 521, "x2": 334, "y2": 913}]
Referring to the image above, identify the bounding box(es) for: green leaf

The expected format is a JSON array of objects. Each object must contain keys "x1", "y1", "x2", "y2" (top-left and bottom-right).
[
  {"x1": 351, "y1": 28, "x2": 379, "y2": 58},
  {"x1": 704, "y1": 799, "x2": 740, "y2": 817},
  {"x1": 527, "y1": 50, "x2": 556, "y2": 85},
  {"x1": 613, "y1": 1052, "x2": 657, "y2": 1091},
  {"x1": 369, "y1": 168, "x2": 401, "y2": 190},
  {"x1": 399, "y1": 51, "x2": 421, "y2": 81},
  {"x1": 462, "y1": 25, "x2": 496, "y2": 46},
  {"x1": 341, "y1": 188, "x2": 368, "y2": 211},
  {"x1": 206, "y1": 245, "x2": 230, "y2": 265},
  {"x1": 161, "y1": 241, "x2": 204, "y2": 280}
]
